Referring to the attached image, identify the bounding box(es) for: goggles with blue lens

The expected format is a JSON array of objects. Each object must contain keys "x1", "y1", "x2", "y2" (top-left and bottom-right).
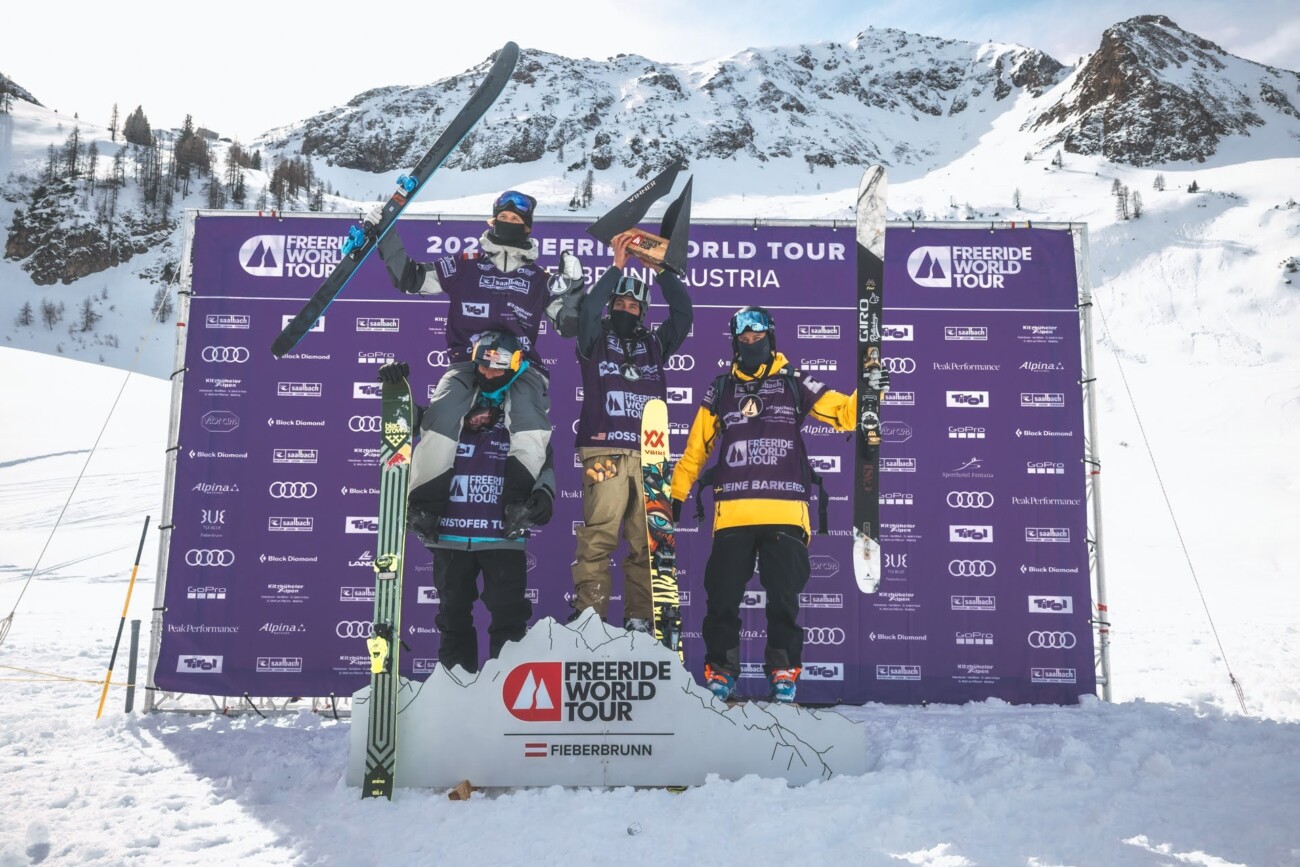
[
  {"x1": 732, "y1": 308, "x2": 773, "y2": 335},
  {"x1": 492, "y1": 190, "x2": 536, "y2": 215}
]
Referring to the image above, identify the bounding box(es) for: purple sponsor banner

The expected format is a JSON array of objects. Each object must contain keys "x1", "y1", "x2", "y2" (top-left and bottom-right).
[{"x1": 156, "y1": 215, "x2": 1092, "y2": 704}]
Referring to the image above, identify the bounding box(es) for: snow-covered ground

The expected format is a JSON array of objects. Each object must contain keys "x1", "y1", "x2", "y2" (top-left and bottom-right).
[{"x1": 2, "y1": 328, "x2": 1299, "y2": 865}]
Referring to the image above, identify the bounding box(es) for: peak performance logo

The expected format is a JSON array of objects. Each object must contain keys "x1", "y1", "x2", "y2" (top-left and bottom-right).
[
  {"x1": 907, "y1": 245, "x2": 1033, "y2": 288},
  {"x1": 239, "y1": 234, "x2": 342, "y2": 278}
]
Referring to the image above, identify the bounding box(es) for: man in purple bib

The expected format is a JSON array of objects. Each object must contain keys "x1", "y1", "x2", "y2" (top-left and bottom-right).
[
  {"x1": 670, "y1": 306, "x2": 888, "y2": 704},
  {"x1": 368, "y1": 191, "x2": 581, "y2": 540},
  {"x1": 570, "y1": 232, "x2": 693, "y2": 631}
]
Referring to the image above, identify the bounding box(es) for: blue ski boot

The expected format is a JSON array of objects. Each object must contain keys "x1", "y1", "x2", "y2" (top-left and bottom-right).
[
  {"x1": 769, "y1": 667, "x2": 801, "y2": 704},
  {"x1": 704, "y1": 663, "x2": 737, "y2": 701}
]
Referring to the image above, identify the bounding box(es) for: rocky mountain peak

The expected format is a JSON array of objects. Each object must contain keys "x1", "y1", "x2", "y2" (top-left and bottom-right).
[{"x1": 1031, "y1": 15, "x2": 1300, "y2": 165}]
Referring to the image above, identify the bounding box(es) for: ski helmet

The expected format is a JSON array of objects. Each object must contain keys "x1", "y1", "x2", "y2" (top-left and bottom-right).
[
  {"x1": 470, "y1": 331, "x2": 524, "y2": 371},
  {"x1": 608, "y1": 274, "x2": 651, "y2": 320},
  {"x1": 729, "y1": 305, "x2": 776, "y2": 354}
]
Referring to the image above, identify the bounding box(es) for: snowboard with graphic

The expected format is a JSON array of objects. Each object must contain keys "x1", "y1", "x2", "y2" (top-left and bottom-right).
[
  {"x1": 640, "y1": 399, "x2": 683, "y2": 660},
  {"x1": 852, "y1": 166, "x2": 888, "y2": 594},
  {"x1": 271, "y1": 42, "x2": 520, "y2": 358},
  {"x1": 362, "y1": 376, "x2": 414, "y2": 799}
]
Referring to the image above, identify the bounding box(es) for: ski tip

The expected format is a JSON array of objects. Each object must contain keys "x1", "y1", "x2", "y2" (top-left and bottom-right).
[{"x1": 269, "y1": 334, "x2": 296, "y2": 359}]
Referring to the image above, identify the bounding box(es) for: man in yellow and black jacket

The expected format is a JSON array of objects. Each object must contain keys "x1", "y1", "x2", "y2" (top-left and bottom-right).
[{"x1": 669, "y1": 305, "x2": 887, "y2": 704}]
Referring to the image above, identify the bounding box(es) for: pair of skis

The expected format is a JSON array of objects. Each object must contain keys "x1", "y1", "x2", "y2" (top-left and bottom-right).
[{"x1": 350, "y1": 42, "x2": 521, "y2": 801}]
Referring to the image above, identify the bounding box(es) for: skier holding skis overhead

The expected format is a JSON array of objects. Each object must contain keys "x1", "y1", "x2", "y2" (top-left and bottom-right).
[
  {"x1": 366, "y1": 191, "x2": 582, "y2": 540},
  {"x1": 570, "y1": 232, "x2": 693, "y2": 632},
  {"x1": 669, "y1": 307, "x2": 888, "y2": 703},
  {"x1": 380, "y1": 332, "x2": 556, "y2": 674}
]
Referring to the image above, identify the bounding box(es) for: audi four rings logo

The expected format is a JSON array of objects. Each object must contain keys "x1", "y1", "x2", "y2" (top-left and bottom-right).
[
  {"x1": 349, "y1": 415, "x2": 382, "y2": 432},
  {"x1": 336, "y1": 621, "x2": 373, "y2": 639},
  {"x1": 883, "y1": 357, "x2": 916, "y2": 374},
  {"x1": 269, "y1": 482, "x2": 318, "y2": 499},
  {"x1": 201, "y1": 346, "x2": 250, "y2": 363},
  {"x1": 427, "y1": 350, "x2": 452, "y2": 367},
  {"x1": 947, "y1": 491, "x2": 995, "y2": 508},
  {"x1": 1028, "y1": 631, "x2": 1077, "y2": 649},
  {"x1": 184, "y1": 549, "x2": 235, "y2": 567},
  {"x1": 664, "y1": 354, "x2": 695, "y2": 371},
  {"x1": 948, "y1": 559, "x2": 996, "y2": 577},
  {"x1": 803, "y1": 627, "x2": 846, "y2": 645}
]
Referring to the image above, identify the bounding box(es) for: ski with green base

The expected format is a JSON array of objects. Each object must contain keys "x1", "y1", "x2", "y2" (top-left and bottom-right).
[{"x1": 362, "y1": 375, "x2": 414, "y2": 799}]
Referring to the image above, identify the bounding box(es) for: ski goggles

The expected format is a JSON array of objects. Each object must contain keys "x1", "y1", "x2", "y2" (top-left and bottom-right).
[
  {"x1": 732, "y1": 308, "x2": 773, "y2": 335},
  {"x1": 492, "y1": 190, "x2": 537, "y2": 216}
]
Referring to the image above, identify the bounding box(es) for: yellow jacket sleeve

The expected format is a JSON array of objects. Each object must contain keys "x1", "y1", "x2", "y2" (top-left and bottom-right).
[
  {"x1": 807, "y1": 388, "x2": 858, "y2": 433},
  {"x1": 669, "y1": 405, "x2": 719, "y2": 502}
]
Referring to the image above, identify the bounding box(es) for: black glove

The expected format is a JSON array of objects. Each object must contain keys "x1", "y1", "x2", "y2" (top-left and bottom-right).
[
  {"x1": 671, "y1": 499, "x2": 683, "y2": 525},
  {"x1": 503, "y1": 489, "x2": 553, "y2": 539},
  {"x1": 377, "y1": 361, "x2": 409, "y2": 384},
  {"x1": 868, "y1": 365, "x2": 891, "y2": 394}
]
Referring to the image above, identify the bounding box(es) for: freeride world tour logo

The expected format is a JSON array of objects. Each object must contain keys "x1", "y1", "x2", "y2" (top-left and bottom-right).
[
  {"x1": 239, "y1": 234, "x2": 343, "y2": 278},
  {"x1": 907, "y1": 245, "x2": 1033, "y2": 288},
  {"x1": 503, "y1": 661, "x2": 672, "y2": 723}
]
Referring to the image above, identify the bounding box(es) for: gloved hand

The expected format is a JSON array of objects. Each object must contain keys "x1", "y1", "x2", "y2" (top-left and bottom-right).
[
  {"x1": 549, "y1": 250, "x2": 585, "y2": 295},
  {"x1": 867, "y1": 365, "x2": 891, "y2": 394},
  {"x1": 376, "y1": 361, "x2": 409, "y2": 384},
  {"x1": 503, "y1": 489, "x2": 554, "y2": 538},
  {"x1": 671, "y1": 499, "x2": 683, "y2": 525},
  {"x1": 362, "y1": 202, "x2": 385, "y2": 231}
]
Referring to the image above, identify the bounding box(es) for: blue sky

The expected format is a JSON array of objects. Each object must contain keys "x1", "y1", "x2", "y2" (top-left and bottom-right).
[{"x1": 5, "y1": 0, "x2": 1297, "y2": 142}]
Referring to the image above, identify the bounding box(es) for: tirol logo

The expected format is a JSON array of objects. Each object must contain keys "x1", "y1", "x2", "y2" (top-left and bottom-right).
[
  {"x1": 882, "y1": 324, "x2": 913, "y2": 341},
  {"x1": 808, "y1": 456, "x2": 840, "y2": 474},
  {"x1": 239, "y1": 234, "x2": 342, "y2": 278},
  {"x1": 907, "y1": 245, "x2": 1033, "y2": 288},
  {"x1": 949, "y1": 525, "x2": 993, "y2": 542},
  {"x1": 504, "y1": 661, "x2": 673, "y2": 723},
  {"x1": 177, "y1": 655, "x2": 223, "y2": 673},
  {"x1": 947, "y1": 391, "x2": 988, "y2": 408},
  {"x1": 1029, "y1": 595, "x2": 1074, "y2": 614}
]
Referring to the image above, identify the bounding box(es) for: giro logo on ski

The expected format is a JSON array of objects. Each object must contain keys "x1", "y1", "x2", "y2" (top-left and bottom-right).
[
  {"x1": 503, "y1": 661, "x2": 674, "y2": 723},
  {"x1": 907, "y1": 245, "x2": 1033, "y2": 288},
  {"x1": 239, "y1": 234, "x2": 343, "y2": 278}
]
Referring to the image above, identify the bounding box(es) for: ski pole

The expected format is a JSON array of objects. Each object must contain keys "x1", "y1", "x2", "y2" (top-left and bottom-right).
[{"x1": 95, "y1": 515, "x2": 150, "y2": 720}]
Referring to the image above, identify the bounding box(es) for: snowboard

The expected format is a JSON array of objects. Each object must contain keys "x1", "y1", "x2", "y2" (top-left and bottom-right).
[
  {"x1": 640, "y1": 398, "x2": 683, "y2": 660},
  {"x1": 362, "y1": 375, "x2": 415, "y2": 800},
  {"x1": 852, "y1": 166, "x2": 888, "y2": 594},
  {"x1": 271, "y1": 42, "x2": 520, "y2": 358}
]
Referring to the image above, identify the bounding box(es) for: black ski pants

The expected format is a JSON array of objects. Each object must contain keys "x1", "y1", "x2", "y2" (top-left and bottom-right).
[
  {"x1": 430, "y1": 547, "x2": 532, "y2": 673},
  {"x1": 701, "y1": 524, "x2": 810, "y2": 676}
]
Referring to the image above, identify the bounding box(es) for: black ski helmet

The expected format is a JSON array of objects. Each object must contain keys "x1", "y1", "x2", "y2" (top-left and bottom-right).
[
  {"x1": 729, "y1": 305, "x2": 776, "y2": 355},
  {"x1": 470, "y1": 330, "x2": 524, "y2": 371},
  {"x1": 608, "y1": 274, "x2": 651, "y2": 321}
]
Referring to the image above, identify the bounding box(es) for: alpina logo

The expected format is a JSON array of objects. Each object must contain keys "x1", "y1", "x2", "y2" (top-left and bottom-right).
[{"x1": 503, "y1": 663, "x2": 563, "y2": 722}]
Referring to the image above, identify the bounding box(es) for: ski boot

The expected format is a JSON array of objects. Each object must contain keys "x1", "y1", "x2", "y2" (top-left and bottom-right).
[
  {"x1": 769, "y1": 667, "x2": 801, "y2": 704},
  {"x1": 704, "y1": 663, "x2": 737, "y2": 701}
]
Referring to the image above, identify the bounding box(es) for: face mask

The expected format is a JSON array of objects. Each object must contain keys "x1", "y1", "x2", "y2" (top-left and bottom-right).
[
  {"x1": 488, "y1": 220, "x2": 529, "y2": 248},
  {"x1": 736, "y1": 335, "x2": 772, "y2": 373},
  {"x1": 609, "y1": 309, "x2": 639, "y2": 338},
  {"x1": 476, "y1": 371, "x2": 506, "y2": 396}
]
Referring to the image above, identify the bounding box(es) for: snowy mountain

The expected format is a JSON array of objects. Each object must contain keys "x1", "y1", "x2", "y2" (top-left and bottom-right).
[
  {"x1": 259, "y1": 31, "x2": 1066, "y2": 178},
  {"x1": 1031, "y1": 15, "x2": 1300, "y2": 165}
]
